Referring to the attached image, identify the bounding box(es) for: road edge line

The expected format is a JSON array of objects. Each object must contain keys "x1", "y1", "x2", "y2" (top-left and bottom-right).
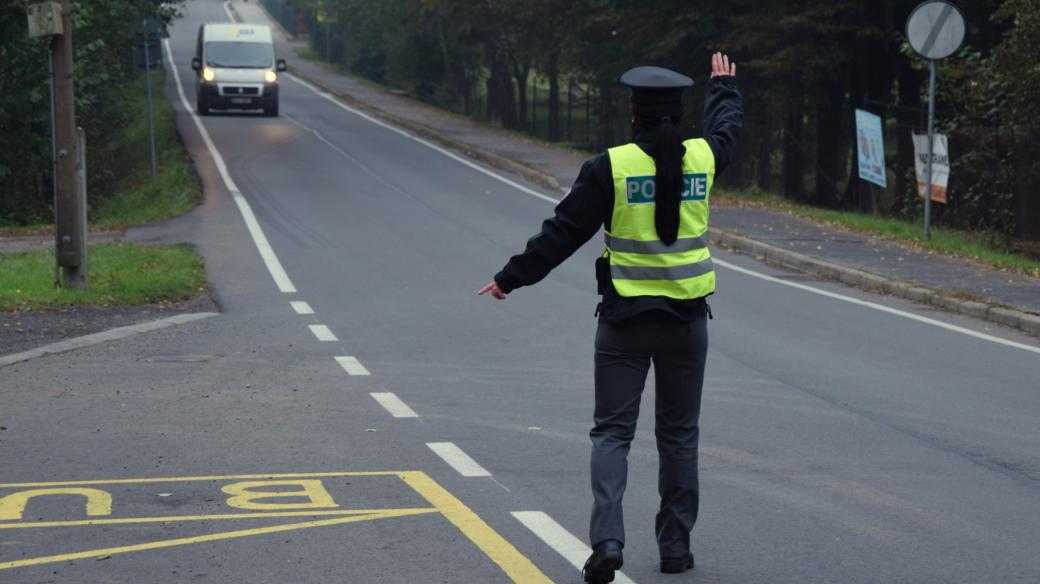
[{"x1": 0, "y1": 312, "x2": 219, "y2": 368}]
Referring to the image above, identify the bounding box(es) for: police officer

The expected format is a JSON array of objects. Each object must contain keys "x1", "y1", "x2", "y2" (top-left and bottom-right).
[{"x1": 479, "y1": 53, "x2": 741, "y2": 582}]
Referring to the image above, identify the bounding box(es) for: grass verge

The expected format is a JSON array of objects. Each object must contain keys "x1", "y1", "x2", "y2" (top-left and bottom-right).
[
  {"x1": 716, "y1": 188, "x2": 1040, "y2": 276},
  {"x1": 0, "y1": 244, "x2": 207, "y2": 312},
  {"x1": 91, "y1": 69, "x2": 202, "y2": 229}
]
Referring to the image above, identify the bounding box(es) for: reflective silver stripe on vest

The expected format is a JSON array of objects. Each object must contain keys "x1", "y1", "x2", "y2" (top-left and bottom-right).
[
  {"x1": 605, "y1": 233, "x2": 708, "y2": 254},
  {"x1": 611, "y1": 258, "x2": 714, "y2": 281}
]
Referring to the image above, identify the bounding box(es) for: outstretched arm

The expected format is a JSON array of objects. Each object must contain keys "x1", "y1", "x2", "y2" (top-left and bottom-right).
[
  {"x1": 703, "y1": 52, "x2": 743, "y2": 174},
  {"x1": 479, "y1": 156, "x2": 610, "y2": 300}
]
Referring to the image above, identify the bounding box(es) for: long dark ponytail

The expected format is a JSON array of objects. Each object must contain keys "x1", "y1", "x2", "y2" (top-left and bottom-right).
[{"x1": 650, "y1": 118, "x2": 684, "y2": 245}]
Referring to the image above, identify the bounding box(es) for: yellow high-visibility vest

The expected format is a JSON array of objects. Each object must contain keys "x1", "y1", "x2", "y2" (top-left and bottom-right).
[{"x1": 604, "y1": 138, "x2": 715, "y2": 299}]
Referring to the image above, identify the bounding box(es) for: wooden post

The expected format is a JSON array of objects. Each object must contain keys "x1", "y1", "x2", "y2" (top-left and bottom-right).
[{"x1": 52, "y1": 0, "x2": 86, "y2": 288}]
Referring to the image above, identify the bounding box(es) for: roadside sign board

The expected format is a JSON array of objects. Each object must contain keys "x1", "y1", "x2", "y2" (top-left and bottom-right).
[
  {"x1": 907, "y1": 1, "x2": 966, "y2": 60},
  {"x1": 133, "y1": 39, "x2": 162, "y2": 68},
  {"x1": 855, "y1": 109, "x2": 887, "y2": 188},
  {"x1": 27, "y1": 2, "x2": 63, "y2": 38},
  {"x1": 913, "y1": 133, "x2": 949, "y2": 203}
]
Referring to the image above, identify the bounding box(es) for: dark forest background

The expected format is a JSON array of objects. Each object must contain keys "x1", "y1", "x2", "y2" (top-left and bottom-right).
[
  {"x1": 1, "y1": 1, "x2": 1037, "y2": 247},
  {"x1": 264, "y1": 0, "x2": 1040, "y2": 245}
]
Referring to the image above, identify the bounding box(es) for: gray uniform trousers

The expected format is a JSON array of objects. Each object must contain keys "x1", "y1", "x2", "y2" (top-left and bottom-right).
[{"x1": 589, "y1": 311, "x2": 708, "y2": 558}]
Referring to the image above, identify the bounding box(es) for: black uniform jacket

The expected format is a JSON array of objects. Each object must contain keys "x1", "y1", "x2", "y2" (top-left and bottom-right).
[{"x1": 494, "y1": 76, "x2": 743, "y2": 323}]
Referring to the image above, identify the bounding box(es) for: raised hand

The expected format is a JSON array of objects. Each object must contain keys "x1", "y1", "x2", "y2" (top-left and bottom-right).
[{"x1": 710, "y1": 52, "x2": 736, "y2": 78}]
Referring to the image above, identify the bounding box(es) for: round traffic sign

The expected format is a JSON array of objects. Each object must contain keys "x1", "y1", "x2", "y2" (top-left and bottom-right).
[{"x1": 906, "y1": 1, "x2": 966, "y2": 60}]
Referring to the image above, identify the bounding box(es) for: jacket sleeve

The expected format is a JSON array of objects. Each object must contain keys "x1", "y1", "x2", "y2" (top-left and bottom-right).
[
  {"x1": 702, "y1": 76, "x2": 743, "y2": 175},
  {"x1": 494, "y1": 155, "x2": 611, "y2": 293}
]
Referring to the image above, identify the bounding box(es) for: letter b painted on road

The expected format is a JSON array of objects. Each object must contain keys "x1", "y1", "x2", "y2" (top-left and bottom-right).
[{"x1": 222, "y1": 480, "x2": 339, "y2": 510}]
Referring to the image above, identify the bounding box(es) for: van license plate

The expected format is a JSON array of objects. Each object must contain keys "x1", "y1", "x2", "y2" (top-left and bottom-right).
[{"x1": 230, "y1": 97, "x2": 251, "y2": 104}]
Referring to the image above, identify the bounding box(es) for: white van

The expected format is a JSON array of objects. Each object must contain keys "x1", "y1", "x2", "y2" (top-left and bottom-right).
[{"x1": 191, "y1": 23, "x2": 286, "y2": 116}]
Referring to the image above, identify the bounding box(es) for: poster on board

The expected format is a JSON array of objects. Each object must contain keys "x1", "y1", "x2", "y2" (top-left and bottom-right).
[
  {"x1": 912, "y1": 133, "x2": 949, "y2": 204},
  {"x1": 855, "y1": 109, "x2": 887, "y2": 188}
]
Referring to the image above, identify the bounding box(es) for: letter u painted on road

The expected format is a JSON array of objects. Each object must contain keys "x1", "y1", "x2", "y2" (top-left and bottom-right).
[
  {"x1": 222, "y1": 480, "x2": 339, "y2": 510},
  {"x1": 0, "y1": 488, "x2": 113, "y2": 521}
]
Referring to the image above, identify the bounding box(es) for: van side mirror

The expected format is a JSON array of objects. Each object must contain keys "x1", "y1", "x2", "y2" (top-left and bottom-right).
[
  {"x1": 191, "y1": 57, "x2": 201, "y2": 71},
  {"x1": 276, "y1": 59, "x2": 287, "y2": 72}
]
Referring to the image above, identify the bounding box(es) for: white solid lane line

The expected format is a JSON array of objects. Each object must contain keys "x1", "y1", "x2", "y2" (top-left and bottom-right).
[
  {"x1": 714, "y1": 257, "x2": 1040, "y2": 355},
  {"x1": 426, "y1": 442, "x2": 492, "y2": 477},
  {"x1": 512, "y1": 511, "x2": 637, "y2": 584},
  {"x1": 335, "y1": 356, "x2": 371, "y2": 376},
  {"x1": 162, "y1": 39, "x2": 297, "y2": 294},
  {"x1": 308, "y1": 325, "x2": 338, "y2": 342},
  {"x1": 370, "y1": 392, "x2": 418, "y2": 418},
  {"x1": 290, "y1": 301, "x2": 314, "y2": 315}
]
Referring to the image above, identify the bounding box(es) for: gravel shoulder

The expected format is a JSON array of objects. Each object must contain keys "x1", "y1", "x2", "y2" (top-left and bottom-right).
[{"x1": 0, "y1": 295, "x2": 218, "y2": 357}]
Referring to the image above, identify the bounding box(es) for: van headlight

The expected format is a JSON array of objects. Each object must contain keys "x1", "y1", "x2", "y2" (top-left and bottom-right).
[
  {"x1": 265, "y1": 70, "x2": 277, "y2": 83},
  {"x1": 203, "y1": 67, "x2": 216, "y2": 82}
]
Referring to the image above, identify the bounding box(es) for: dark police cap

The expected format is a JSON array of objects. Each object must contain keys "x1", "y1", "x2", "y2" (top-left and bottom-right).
[{"x1": 620, "y1": 66, "x2": 693, "y2": 105}]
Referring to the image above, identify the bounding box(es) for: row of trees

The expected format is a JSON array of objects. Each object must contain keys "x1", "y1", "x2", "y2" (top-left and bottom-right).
[
  {"x1": 0, "y1": 0, "x2": 182, "y2": 226},
  {"x1": 271, "y1": 0, "x2": 1039, "y2": 243}
]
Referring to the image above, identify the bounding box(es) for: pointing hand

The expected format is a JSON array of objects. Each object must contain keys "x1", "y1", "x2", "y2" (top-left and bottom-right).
[
  {"x1": 478, "y1": 281, "x2": 508, "y2": 300},
  {"x1": 710, "y1": 52, "x2": 736, "y2": 78}
]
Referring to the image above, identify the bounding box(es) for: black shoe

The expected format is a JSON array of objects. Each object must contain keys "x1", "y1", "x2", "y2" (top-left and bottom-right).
[
  {"x1": 660, "y1": 552, "x2": 694, "y2": 574},
  {"x1": 583, "y1": 540, "x2": 623, "y2": 583}
]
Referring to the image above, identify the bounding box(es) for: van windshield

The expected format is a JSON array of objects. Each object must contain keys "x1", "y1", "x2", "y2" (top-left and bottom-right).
[{"x1": 204, "y1": 42, "x2": 273, "y2": 68}]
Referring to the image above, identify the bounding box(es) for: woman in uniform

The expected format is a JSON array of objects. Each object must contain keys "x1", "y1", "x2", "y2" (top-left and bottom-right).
[{"x1": 479, "y1": 53, "x2": 741, "y2": 582}]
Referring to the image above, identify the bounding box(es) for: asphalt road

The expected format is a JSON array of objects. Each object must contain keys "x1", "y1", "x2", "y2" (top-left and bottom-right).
[{"x1": 1, "y1": 1, "x2": 1039, "y2": 582}]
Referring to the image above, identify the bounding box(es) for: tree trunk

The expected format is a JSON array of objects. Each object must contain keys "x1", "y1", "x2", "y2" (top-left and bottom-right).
[
  {"x1": 782, "y1": 93, "x2": 806, "y2": 201},
  {"x1": 567, "y1": 77, "x2": 574, "y2": 142},
  {"x1": 814, "y1": 76, "x2": 846, "y2": 206},
  {"x1": 756, "y1": 105, "x2": 773, "y2": 191},
  {"x1": 597, "y1": 75, "x2": 615, "y2": 149},
  {"x1": 842, "y1": 75, "x2": 865, "y2": 209},
  {"x1": 510, "y1": 55, "x2": 530, "y2": 131},
  {"x1": 893, "y1": 57, "x2": 922, "y2": 217},
  {"x1": 547, "y1": 52, "x2": 560, "y2": 142},
  {"x1": 487, "y1": 45, "x2": 517, "y2": 129}
]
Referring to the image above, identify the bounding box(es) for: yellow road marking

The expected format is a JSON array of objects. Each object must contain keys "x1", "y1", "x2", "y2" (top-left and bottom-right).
[
  {"x1": 0, "y1": 508, "x2": 435, "y2": 530},
  {"x1": 400, "y1": 471, "x2": 553, "y2": 584},
  {"x1": 0, "y1": 487, "x2": 112, "y2": 521},
  {"x1": 0, "y1": 508, "x2": 436, "y2": 571},
  {"x1": 0, "y1": 471, "x2": 399, "y2": 489},
  {"x1": 222, "y1": 479, "x2": 339, "y2": 510},
  {"x1": 0, "y1": 471, "x2": 553, "y2": 582}
]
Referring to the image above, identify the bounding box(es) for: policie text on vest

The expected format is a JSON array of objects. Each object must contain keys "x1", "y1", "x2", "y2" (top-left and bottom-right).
[{"x1": 625, "y1": 174, "x2": 709, "y2": 205}]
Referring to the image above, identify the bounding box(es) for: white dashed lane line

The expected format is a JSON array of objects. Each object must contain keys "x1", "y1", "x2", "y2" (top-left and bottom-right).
[
  {"x1": 370, "y1": 392, "x2": 419, "y2": 418},
  {"x1": 336, "y1": 356, "x2": 371, "y2": 376},
  {"x1": 426, "y1": 442, "x2": 492, "y2": 478},
  {"x1": 308, "y1": 325, "x2": 338, "y2": 342},
  {"x1": 512, "y1": 511, "x2": 638, "y2": 584},
  {"x1": 290, "y1": 301, "x2": 315, "y2": 315}
]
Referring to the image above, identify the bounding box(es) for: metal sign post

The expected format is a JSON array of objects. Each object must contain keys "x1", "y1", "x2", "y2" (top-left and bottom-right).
[
  {"x1": 906, "y1": 1, "x2": 965, "y2": 241},
  {"x1": 136, "y1": 16, "x2": 167, "y2": 186},
  {"x1": 143, "y1": 25, "x2": 157, "y2": 185}
]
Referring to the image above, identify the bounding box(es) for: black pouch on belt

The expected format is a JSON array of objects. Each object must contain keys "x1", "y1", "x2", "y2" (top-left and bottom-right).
[{"x1": 595, "y1": 256, "x2": 611, "y2": 294}]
